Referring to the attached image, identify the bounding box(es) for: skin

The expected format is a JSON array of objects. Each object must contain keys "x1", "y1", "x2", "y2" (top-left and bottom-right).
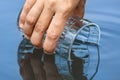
[{"x1": 19, "y1": 0, "x2": 86, "y2": 54}]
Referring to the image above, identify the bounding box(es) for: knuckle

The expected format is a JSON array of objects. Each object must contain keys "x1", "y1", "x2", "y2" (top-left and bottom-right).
[
  {"x1": 58, "y1": 5, "x2": 73, "y2": 18},
  {"x1": 48, "y1": 3, "x2": 54, "y2": 7},
  {"x1": 66, "y1": 4, "x2": 73, "y2": 11},
  {"x1": 47, "y1": 32, "x2": 59, "y2": 41},
  {"x1": 20, "y1": 15, "x2": 25, "y2": 22},
  {"x1": 47, "y1": 0, "x2": 55, "y2": 7},
  {"x1": 45, "y1": 0, "x2": 55, "y2": 11},
  {"x1": 53, "y1": 21, "x2": 60, "y2": 27},
  {"x1": 61, "y1": 5, "x2": 72, "y2": 12},
  {"x1": 34, "y1": 24, "x2": 45, "y2": 34},
  {"x1": 23, "y1": 5, "x2": 30, "y2": 12},
  {"x1": 26, "y1": 16, "x2": 35, "y2": 25},
  {"x1": 20, "y1": 15, "x2": 23, "y2": 21}
]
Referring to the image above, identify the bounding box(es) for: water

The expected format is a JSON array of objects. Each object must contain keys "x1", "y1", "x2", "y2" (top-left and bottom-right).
[{"x1": 0, "y1": 0, "x2": 120, "y2": 80}]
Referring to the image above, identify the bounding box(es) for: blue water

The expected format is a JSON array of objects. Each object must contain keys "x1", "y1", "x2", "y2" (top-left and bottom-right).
[{"x1": 0, "y1": 0, "x2": 120, "y2": 80}]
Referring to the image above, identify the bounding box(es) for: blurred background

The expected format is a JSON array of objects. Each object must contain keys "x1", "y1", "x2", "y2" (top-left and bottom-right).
[{"x1": 0, "y1": 0, "x2": 120, "y2": 80}]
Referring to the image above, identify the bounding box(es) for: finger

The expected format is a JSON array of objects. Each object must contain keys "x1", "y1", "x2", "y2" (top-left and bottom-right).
[
  {"x1": 19, "y1": 0, "x2": 36, "y2": 28},
  {"x1": 43, "y1": 13, "x2": 69, "y2": 54},
  {"x1": 73, "y1": 0, "x2": 86, "y2": 19},
  {"x1": 30, "y1": 5, "x2": 54, "y2": 47},
  {"x1": 30, "y1": 54, "x2": 46, "y2": 80},
  {"x1": 22, "y1": 0, "x2": 44, "y2": 38},
  {"x1": 19, "y1": 54, "x2": 35, "y2": 80}
]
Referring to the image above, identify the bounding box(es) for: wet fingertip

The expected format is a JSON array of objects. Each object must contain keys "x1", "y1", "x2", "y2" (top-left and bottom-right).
[
  {"x1": 43, "y1": 50, "x2": 55, "y2": 55},
  {"x1": 24, "y1": 34, "x2": 30, "y2": 39},
  {"x1": 43, "y1": 45, "x2": 55, "y2": 55},
  {"x1": 34, "y1": 46, "x2": 42, "y2": 49},
  {"x1": 30, "y1": 38, "x2": 43, "y2": 48},
  {"x1": 43, "y1": 41, "x2": 56, "y2": 54}
]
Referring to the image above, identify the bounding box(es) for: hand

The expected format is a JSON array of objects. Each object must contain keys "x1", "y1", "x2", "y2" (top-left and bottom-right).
[{"x1": 19, "y1": 0, "x2": 86, "y2": 54}]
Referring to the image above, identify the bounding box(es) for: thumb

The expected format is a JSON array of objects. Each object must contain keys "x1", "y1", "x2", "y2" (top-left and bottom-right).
[{"x1": 73, "y1": 0, "x2": 86, "y2": 19}]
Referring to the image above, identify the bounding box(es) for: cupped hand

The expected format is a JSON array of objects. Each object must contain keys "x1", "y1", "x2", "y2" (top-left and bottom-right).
[{"x1": 19, "y1": 0, "x2": 86, "y2": 54}]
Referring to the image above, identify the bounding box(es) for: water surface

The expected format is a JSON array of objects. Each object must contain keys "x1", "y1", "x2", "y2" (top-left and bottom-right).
[{"x1": 0, "y1": 0, "x2": 120, "y2": 80}]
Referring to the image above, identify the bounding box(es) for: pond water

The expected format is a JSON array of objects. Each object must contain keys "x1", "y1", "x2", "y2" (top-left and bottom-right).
[{"x1": 0, "y1": 0, "x2": 120, "y2": 80}]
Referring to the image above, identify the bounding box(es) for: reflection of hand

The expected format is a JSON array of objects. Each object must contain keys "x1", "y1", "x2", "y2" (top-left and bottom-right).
[
  {"x1": 19, "y1": 49, "x2": 46, "y2": 80},
  {"x1": 19, "y1": 0, "x2": 86, "y2": 54},
  {"x1": 19, "y1": 49, "x2": 62, "y2": 80}
]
